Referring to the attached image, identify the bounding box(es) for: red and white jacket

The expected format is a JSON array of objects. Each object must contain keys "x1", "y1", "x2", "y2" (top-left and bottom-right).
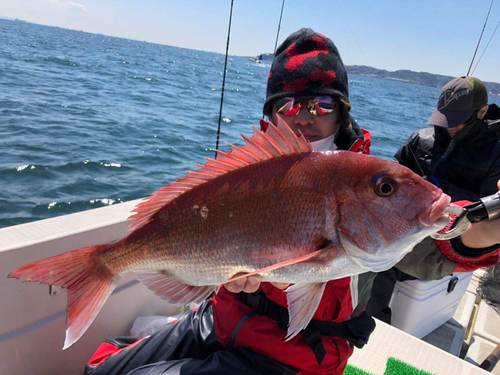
[{"x1": 212, "y1": 121, "x2": 500, "y2": 375}]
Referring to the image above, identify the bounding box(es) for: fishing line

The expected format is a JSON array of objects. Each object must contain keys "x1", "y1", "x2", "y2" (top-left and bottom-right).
[
  {"x1": 215, "y1": 0, "x2": 234, "y2": 159},
  {"x1": 334, "y1": 0, "x2": 368, "y2": 66},
  {"x1": 408, "y1": 146, "x2": 426, "y2": 177},
  {"x1": 472, "y1": 18, "x2": 500, "y2": 76},
  {"x1": 262, "y1": 0, "x2": 286, "y2": 121},
  {"x1": 467, "y1": 0, "x2": 494, "y2": 76}
]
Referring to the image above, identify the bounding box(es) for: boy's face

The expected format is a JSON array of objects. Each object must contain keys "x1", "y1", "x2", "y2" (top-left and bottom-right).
[
  {"x1": 270, "y1": 96, "x2": 340, "y2": 142},
  {"x1": 446, "y1": 104, "x2": 489, "y2": 138}
]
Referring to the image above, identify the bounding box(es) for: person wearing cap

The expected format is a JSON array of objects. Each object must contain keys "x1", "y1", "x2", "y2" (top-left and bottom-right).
[
  {"x1": 85, "y1": 33, "x2": 500, "y2": 375},
  {"x1": 85, "y1": 28, "x2": 373, "y2": 375},
  {"x1": 368, "y1": 76, "x2": 500, "y2": 324},
  {"x1": 397, "y1": 76, "x2": 499, "y2": 201}
]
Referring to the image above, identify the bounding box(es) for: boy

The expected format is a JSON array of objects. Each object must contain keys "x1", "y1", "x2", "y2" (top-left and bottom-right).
[{"x1": 86, "y1": 29, "x2": 500, "y2": 375}]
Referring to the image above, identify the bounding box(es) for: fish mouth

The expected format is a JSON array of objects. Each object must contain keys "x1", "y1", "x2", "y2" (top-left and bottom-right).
[{"x1": 417, "y1": 193, "x2": 452, "y2": 227}]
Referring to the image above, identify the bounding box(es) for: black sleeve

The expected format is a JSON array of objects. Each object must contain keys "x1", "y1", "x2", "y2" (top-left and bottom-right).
[
  {"x1": 479, "y1": 154, "x2": 500, "y2": 197},
  {"x1": 438, "y1": 180, "x2": 481, "y2": 202},
  {"x1": 439, "y1": 153, "x2": 500, "y2": 205},
  {"x1": 394, "y1": 131, "x2": 422, "y2": 175}
]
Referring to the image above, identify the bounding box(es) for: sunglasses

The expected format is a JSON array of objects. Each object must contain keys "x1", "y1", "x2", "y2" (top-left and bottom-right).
[{"x1": 274, "y1": 96, "x2": 336, "y2": 116}]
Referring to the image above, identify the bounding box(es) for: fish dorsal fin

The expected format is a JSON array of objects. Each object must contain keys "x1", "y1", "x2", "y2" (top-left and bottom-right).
[{"x1": 128, "y1": 121, "x2": 311, "y2": 231}]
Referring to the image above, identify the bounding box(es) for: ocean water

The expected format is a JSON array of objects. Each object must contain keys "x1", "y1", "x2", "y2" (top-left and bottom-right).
[{"x1": 1, "y1": 19, "x2": 499, "y2": 229}]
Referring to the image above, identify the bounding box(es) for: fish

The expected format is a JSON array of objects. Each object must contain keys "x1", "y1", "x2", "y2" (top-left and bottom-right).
[{"x1": 8, "y1": 118, "x2": 451, "y2": 349}]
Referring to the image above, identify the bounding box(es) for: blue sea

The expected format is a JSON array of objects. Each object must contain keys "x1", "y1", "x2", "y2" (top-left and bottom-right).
[{"x1": 1, "y1": 19, "x2": 499, "y2": 229}]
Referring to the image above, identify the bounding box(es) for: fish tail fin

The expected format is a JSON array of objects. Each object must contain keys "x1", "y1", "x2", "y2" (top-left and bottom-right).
[{"x1": 9, "y1": 243, "x2": 117, "y2": 349}]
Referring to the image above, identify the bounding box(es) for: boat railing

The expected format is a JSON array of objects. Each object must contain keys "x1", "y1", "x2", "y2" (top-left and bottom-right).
[{"x1": 0, "y1": 200, "x2": 181, "y2": 375}]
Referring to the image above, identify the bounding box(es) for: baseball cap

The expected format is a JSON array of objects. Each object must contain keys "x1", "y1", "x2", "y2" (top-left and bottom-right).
[{"x1": 427, "y1": 76, "x2": 488, "y2": 128}]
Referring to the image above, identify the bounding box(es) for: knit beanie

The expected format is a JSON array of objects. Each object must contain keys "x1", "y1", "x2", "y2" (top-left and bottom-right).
[{"x1": 263, "y1": 28, "x2": 349, "y2": 116}]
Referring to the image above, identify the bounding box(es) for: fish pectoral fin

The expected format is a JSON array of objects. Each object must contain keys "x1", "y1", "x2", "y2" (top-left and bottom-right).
[
  {"x1": 136, "y1": 270, "x2": 218, "y2": 305},
  {"x1": 314, "y1": 237, "x2": 333, "y2": 251},
  {"x1": 285, "y1": 282, "x2": 327, "y2": 342},
  {"x1": 224, "y1": 249, "x2": 323, "y2": 284}
]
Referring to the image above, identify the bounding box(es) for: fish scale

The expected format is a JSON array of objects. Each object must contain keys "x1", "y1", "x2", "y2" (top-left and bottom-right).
[{"x1": 121, "y1": 159, "x2": 327, "y2": 283}]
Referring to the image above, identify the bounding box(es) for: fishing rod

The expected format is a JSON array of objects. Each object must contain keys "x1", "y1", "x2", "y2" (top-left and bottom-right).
[
  {"x1": 214, "y1": 0, "x2": 234, "y2": 159},
  {"x1": 273, "y1": 0, "x2": 286, "y2": 55},
  {"x1": 467, "y1": 0, "x2": 494, "y2": 76},
  {"x1": 215, "y1": 0, "x2": 285, "y2": 156},
  {"x1": 472, "y1": 18, "x2": 500, "y2": 76},
  {"x1": 261, "y1": 0, "x2": 286, "y2": 122}
]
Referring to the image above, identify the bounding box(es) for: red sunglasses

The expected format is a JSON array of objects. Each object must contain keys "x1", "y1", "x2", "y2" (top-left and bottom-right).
[{"x1": 274, "y1": 96, "x2": 336, "y2": 116}]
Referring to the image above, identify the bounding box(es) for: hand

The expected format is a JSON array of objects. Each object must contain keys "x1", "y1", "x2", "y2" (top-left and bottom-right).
[
  {"x1": 223, "y1": 273, "x2": 290, "y2": 293},
  {"x1": 460, "y1": 180, "x2": 500, "y2": 248}
]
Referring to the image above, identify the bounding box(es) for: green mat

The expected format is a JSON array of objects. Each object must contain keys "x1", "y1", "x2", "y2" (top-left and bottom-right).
[
  {"x1": 343, "y1": 356, "x2": 436, "y2": 375},
  {"x1": 343, "y1": 364, "x2": 374, "y2": 375},
  {"x1": 384, "y1": 357, "x2": 436, "y2": 375}
]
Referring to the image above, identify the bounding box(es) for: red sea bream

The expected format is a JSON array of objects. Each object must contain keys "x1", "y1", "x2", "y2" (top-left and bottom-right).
[{"x1": 9, "y1": 120, "x2": 451, "y2": 349}]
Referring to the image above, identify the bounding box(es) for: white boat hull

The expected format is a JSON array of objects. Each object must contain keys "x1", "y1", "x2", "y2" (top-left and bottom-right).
[{"x1": 0, "y1": 201, "x2": 181, "y2": 375}]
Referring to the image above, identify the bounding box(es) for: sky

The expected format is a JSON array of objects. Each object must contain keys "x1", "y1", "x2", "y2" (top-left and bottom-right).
[{"x1": 1, "y1": 0, "x2": 500, "y2": 83}]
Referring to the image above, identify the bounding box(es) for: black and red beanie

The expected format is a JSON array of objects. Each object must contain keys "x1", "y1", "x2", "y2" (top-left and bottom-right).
[{"x1": 263, "y1": 28, "x2": 349, "y2": 116}]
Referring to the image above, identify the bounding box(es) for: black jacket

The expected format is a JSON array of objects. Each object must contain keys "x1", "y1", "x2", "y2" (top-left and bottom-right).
[
  {"x1": 394, "y1": 104, "x2": 500, "y2": 201},
  {"x1": 336, "y1": 114, "x2": 367, "y2": 151},
  {"x1": 369, "y1": 105, "x2": 500, "y2": 323}
]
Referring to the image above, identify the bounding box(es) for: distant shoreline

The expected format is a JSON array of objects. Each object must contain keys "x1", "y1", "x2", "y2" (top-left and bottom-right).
[
  {"x1": 251, "y1": 61, "x2": 500, "y2": 97},
  {"x1": 1, "y1": 18, "x2": 499, "y2": 96},
  {"x1": 345, "y1": 65, "x2": 500, "y2": 97}
]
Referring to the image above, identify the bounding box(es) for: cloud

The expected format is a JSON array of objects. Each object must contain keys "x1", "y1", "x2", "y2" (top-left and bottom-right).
[{"x1": 48, "y1": 0, "x2": 87, "y2": 12}]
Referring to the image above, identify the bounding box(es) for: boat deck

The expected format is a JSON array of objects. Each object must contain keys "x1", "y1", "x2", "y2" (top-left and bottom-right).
[
  {"x1": 0, "y1": 202, "x2": 498, "y2": 374},
  {"x1": 423, "y1": 269, "x2": 500, "y2": 374},
  {"x1": 345, "y1": 269, "x2": 498, "y2": 374}
]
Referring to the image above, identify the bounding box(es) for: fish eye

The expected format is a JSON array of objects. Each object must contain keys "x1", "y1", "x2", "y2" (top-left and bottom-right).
[{"x1": 374, "y1": 177, "x2": 397, "y2": 197}]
